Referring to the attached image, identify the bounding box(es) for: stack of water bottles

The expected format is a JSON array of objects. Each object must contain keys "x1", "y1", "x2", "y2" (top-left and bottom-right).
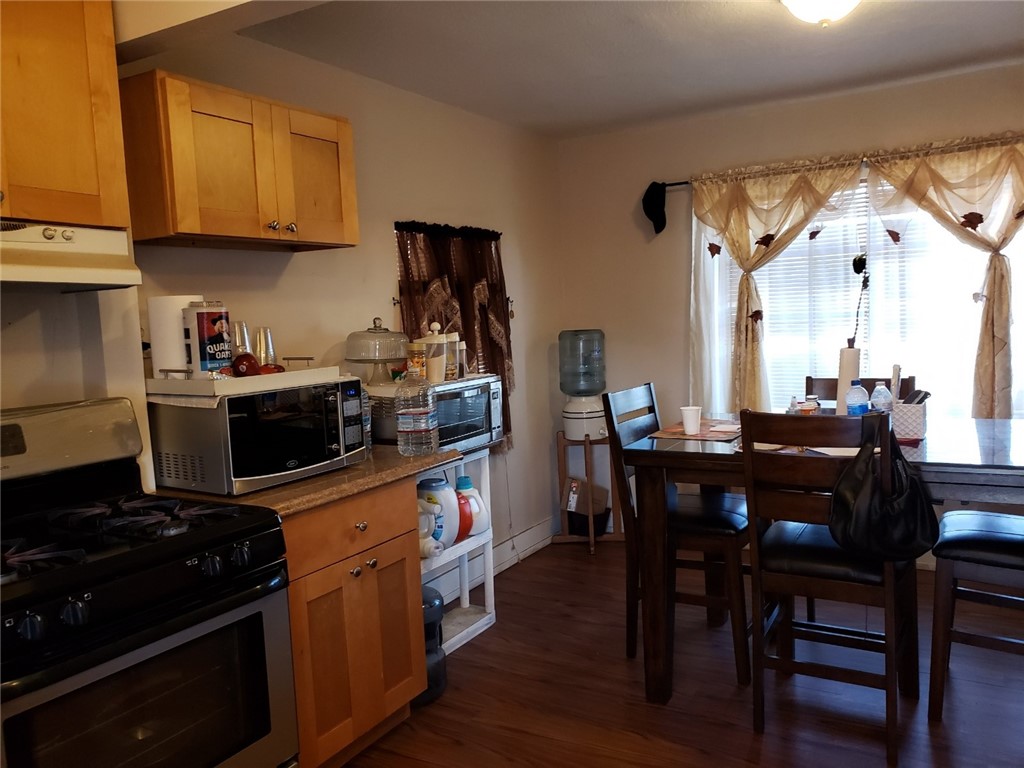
[{"x1": 844, "y1": 378, "x2": 894, "y2": 415}]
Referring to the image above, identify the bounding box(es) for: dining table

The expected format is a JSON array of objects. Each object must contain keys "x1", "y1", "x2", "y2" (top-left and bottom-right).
[{"x1": 622, "y1": 415, "x2": 1024, "y2": 704}]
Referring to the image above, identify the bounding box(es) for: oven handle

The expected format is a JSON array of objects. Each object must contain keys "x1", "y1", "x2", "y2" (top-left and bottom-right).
[{"x1": 1, "y1": 563, "x2": 288, "y2": 703}]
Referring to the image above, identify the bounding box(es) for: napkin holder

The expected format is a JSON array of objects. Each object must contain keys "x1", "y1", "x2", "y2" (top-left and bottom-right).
[{"x1": 892, "y1": 401, "x2": 926, "y2": 440}]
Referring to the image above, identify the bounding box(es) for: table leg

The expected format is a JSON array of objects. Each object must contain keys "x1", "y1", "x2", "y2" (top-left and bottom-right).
[{"x1": 636, "y1": 465, "x2": 674, "y2": 704}]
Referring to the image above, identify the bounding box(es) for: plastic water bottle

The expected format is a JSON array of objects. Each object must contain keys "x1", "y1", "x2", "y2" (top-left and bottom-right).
[
  {"x1": 845, "y1": 379, "x2": 870, "y2": 415},
  {"x1": 870, "y1": 381, "x2": 894, "y2": 413},
  {"x1": 396, "y1": 373, "x2": 439, "y2": 456}
]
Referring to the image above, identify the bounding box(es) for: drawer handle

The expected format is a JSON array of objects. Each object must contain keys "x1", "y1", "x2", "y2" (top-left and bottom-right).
[
  {"x1": 350, "y1": 566, "x2": 362, "y2": 577},
  {"x1": 285, "y1": 222, "x2": 297, "y2": 233},
  {"x1": 267, "y1": 220, "x2": 280, "y2": 231},
  {"x1": 355, "y1": 521, "x2": 368, "y2": 532},
  {"x1": 366, "y1": 558, "x2": 378, "y2": 569}
]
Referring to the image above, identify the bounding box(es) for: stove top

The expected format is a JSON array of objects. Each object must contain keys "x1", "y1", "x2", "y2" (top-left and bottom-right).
[{"x1": 1, "y1": 493, "x2": 268, "y2": 587}]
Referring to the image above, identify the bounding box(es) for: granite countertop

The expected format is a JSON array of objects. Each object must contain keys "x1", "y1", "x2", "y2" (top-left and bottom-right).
[{"x1": 161, "y1": 446, "x2": 462, "y2": 518}]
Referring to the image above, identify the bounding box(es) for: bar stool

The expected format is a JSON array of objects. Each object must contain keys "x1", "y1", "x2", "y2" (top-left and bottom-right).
[{"x1": 928, "y1": 509, "x2": 1024, "y2": 721}]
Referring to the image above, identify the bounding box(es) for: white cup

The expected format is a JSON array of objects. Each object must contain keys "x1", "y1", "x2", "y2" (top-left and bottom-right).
[{"x1": 680, "y1": 406, "x2": 702, "y2": 435}]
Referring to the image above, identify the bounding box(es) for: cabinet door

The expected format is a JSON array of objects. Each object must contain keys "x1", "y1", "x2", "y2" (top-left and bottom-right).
[
  {"x1": 289, "y1": 531, "x2": 425, "y2": 767},
  {"x1": 272, "y1": 106, "x2": 360, "y2": 247},
  {"x1": 161, "y1": 78, "x2": 280, "y2": 240},
  {"x1": 0, "y1": 0, "x2": 129, "y2": 227}
]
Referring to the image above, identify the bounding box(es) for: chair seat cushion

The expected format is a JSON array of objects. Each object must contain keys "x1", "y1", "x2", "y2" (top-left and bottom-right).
[
  {"x1": 761, "y1": 521, "x2": 910, "y2": 585},
  {"x1": 932, "y1": 509, "x2": 1024, "y2": 570},
  {"x1": 668, "y1": 492, "x2": 748, "y2": 536}
]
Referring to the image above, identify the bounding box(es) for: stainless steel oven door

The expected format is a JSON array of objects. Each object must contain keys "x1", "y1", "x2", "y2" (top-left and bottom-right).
[{"x1": 0, "y1": 589, "x2": 297, "y2": 768}]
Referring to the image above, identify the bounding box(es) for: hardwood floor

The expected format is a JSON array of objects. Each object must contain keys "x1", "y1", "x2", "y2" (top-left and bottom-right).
[{"x1": 351, "y1": 543, "x2": 1023, "y2": 768}]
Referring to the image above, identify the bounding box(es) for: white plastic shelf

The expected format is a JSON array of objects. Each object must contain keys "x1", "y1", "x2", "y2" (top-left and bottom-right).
[
  {"x1": 420, "y1": 527, "x2": 495, "y2": 654},
  {"x1": 417, "y1": 447, "x2": 496, "y2": 654}
]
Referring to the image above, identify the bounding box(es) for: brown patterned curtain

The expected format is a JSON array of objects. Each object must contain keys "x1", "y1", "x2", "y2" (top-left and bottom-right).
[{"x1": 395, "y1": 221, "x2": 515, "y2": 445}]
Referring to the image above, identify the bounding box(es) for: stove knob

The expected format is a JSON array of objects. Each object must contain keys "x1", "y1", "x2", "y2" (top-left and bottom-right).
[
  {"x1": 60, "y1": 600, "x2": 90, "y2": 627},
  {"x1": 230, "y1": 545, "x2": 252, "y2": 568},
  {"x1": 201, "y1": 554, "x2": 224, "y2": 578},
  {"x1": 17, "y1": 613, "x2": 45, "y2": 641}
]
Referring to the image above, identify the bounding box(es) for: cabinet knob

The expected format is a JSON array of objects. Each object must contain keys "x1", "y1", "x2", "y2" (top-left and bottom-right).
[
  {"x1": 285, "y1": 222, "x2": 297, "y2": 233},
  {"x1": 350, "y1": 566, "x2": 362, "y2": 577},
  {"x1": 267, "y1": 220, "x2": 280, "y2": 231},
  {"x1": 366, "y1": 558, "x2": 378, "y2": 569},
  {"x1": 355, "y1": 521, "x2": 368, "y2": 532}
]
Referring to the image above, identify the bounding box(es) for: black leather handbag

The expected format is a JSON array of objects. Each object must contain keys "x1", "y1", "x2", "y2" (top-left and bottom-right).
[{"x1": 829, "y1": 416, "x2": 938, "y2": 561}]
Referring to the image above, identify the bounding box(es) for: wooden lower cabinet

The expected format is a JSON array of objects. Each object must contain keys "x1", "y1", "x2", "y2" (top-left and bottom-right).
[{"x1": 285, "y1": 482, "x2": 426, "y2": 768}]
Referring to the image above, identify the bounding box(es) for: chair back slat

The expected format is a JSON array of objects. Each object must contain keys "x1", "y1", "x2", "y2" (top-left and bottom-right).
[
  {"x1": 603, "y1": 383, "x2": 661, "y2": 528},
  {"x1": 752, "y1": 488, "x2": 833, "y2": 525},
  {"x1": 740, "y1": 410, "x2": 890, "y2": 527},
  {"x1": 806, "y1": 375, "x2": 916, "y2": 401}
]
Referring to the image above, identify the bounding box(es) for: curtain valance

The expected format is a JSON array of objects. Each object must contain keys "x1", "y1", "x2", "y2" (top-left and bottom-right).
[{"x1": 690, "y1": 132, "x2": 1024, "y2": 414}]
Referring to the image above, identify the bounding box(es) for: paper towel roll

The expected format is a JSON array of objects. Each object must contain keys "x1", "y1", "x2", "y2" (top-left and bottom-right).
[
  {"x1": 148, "y1": 294, "x2": 203, "y2": 379},
  {"x1": 836, "y1": 346, "x2": 861, "y2": 415}
]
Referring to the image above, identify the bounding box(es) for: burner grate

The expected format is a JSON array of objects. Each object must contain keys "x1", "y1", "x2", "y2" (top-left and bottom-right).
[{"x1": 2, "y1": 539, "x2": 87, "y2": 582}]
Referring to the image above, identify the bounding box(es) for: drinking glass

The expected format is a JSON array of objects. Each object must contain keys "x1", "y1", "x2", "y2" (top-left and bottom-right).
[{"x1": 254, "y1": 327, "x2": 277, "y2": 365}]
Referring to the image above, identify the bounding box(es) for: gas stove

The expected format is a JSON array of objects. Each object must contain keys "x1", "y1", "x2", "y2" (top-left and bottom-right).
[
  {"x1": 0, "y1": 399, "x2": 298, "y2": 768},
  {"x1": 0, "y1": 399, "x2": 286, "y2": 695}
]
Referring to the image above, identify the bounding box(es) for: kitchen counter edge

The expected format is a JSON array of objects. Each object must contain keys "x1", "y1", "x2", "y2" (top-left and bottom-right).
[{"x1": 159, "y1": 447, "x2": 463, "y2": 518}]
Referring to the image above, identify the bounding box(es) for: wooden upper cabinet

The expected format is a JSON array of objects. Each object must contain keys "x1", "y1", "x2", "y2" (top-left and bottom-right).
[
  {"x1": 118, "y1": 70, "x2": 359, "y2": 249},
  {"x1": 0, "y1": 0, "x2": 130, "y2": 228}
]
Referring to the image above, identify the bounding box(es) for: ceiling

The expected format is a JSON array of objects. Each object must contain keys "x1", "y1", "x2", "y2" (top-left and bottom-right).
[{"x1": 139, "y1": 1, "x2": 1024, "y2": 138}]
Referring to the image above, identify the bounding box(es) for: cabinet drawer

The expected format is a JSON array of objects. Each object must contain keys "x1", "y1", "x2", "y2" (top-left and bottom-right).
[{"x1": 283, "y1": 479, "x2": 416, "y2": 580}]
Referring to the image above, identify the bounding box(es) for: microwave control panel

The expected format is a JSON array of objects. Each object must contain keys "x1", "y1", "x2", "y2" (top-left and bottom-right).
[{"x1": 338, "y1": 379, "x2": 365, "y2": 454}]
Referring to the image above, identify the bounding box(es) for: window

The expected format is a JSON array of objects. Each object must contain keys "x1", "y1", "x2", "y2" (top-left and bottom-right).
[{"x1": 700, "y1": 181, "x2": 1022, "y2": 418}]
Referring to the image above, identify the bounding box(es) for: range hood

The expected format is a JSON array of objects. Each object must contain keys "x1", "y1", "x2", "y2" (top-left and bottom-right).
[{"x1": 0, "y1": 220, "x2": 141, "y2": 292}]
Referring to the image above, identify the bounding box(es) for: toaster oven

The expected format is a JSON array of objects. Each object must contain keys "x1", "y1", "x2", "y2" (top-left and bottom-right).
[{"x1": 370, "y1": 374, "x2": 503, "y2": 454}]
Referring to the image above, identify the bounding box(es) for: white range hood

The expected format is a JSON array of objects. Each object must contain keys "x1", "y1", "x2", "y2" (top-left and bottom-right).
[{"x1": 0, "y1": 221, "x2": 141, "y2": 292}]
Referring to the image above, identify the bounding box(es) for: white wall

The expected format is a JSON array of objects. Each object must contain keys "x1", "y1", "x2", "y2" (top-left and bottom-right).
[
  {"x1": 555, "y1": 63, "x2": 1024, "y2": 423},
  {"x1": 114, "y1": 33, "x2": 563, "y2": 560},
  {"x1": 4, "y1": 9, "x2": 1020, "y2": 561}
]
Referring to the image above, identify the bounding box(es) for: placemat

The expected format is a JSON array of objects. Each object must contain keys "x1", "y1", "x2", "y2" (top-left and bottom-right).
[{"x1": 651, "y1": 419, "x2": 741, "y2": 441}]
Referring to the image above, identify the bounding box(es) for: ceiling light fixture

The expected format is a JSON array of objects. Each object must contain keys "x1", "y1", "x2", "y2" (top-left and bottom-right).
[{"x1": 782, "y1": 0, "x2": 861, "y2": 27}]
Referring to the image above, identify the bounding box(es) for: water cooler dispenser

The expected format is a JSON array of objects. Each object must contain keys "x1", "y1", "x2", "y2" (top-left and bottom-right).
[{"x1": 558, "y1": 329, "x2": 607, "y2": 441}]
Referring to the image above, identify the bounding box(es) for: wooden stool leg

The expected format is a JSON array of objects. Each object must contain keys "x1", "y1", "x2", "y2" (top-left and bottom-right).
[
  {"x1": 897, "y1": 567, "x2": 919, "y2": 699},
  {"x1": 584, "y1": 434, "x2": 596, "y2": 555},
  {"x1": 929, "y1": 557, "x2": 956, "y2": 721},
  {"x1": 725, "y1": 544, "x2": 750, "y2": 686}
]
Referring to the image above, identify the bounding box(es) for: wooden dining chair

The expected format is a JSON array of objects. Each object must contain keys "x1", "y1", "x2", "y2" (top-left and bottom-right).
[
  {"x1": 739, "y1": 410, "x2": 919, "y2": 765},
  {"x1": 805, "y1": 375, "x2": 916, "y2": 401},
  {"x1": 603, "y1": 383, "x2": 750, "y2": 686},
  {"x1": 928, "y1": 509, "x2": 1024, "y2": 721}
]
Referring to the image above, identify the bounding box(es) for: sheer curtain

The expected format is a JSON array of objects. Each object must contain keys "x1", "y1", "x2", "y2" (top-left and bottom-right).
[
  {"x1": 691, "y1": 157, "x2": 861, "y2": 410},
  {"x1": 866, "y1": 133, "x2": 1024, "y2": 417},
  {"x1": 691, "y1": 139, "x2": 1024, "y2": 419}
]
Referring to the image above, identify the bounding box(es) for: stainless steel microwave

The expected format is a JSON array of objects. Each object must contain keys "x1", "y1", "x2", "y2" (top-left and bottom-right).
[
  {"x1": 148, "y1": 377, "x2": 366, "y2": 495},
  {"x1": 370, "y1": 373, "x2": 503, "y2": 454}
]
